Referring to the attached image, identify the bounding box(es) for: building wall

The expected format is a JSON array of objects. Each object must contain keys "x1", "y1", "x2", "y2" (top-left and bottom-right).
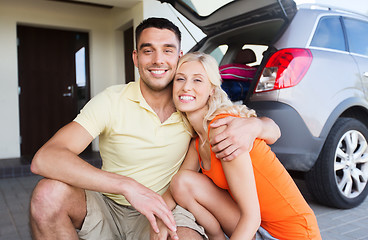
[
  {"x1": 0, "y1": 2, "x2": 20, "y2": 158},
  {"x1": 0, "y1": 0, "x2": 144, "y2": 158}
]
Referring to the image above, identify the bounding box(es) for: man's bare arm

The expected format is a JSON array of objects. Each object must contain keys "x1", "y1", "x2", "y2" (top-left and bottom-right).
[
  {"x1": 31, "y1": 121, "x2": 176, "y2": 234},
  {"x1": 209, "y1": 116, "x2": 281, "y2": 161}
]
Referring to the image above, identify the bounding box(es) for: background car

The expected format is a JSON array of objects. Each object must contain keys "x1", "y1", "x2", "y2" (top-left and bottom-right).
[{"x1": 163, "y1": 0, "x2": 368, "y2": 209}]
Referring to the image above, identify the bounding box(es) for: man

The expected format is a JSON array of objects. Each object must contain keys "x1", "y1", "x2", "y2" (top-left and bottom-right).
[{"x1": 30, "y1": 18, "x2": 280, "y2": 240}]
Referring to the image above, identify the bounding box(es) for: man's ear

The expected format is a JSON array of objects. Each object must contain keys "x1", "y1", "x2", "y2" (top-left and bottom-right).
[
  {"x1": 132, "y1": 50, "x2": 138, "y2": 68},
  {"x1": 179, "y1": 50, "x2": 183, "y2": 58}
]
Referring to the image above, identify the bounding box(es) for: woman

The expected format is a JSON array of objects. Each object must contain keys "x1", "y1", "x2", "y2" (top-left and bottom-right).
[{"x1": 170, "y1": 52, "x2": 321, "y2": 240}]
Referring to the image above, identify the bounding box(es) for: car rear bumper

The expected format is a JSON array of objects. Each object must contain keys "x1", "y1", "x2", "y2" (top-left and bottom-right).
[{"x1": 247, "y1": 101, "x2": 325, "y2": 171}]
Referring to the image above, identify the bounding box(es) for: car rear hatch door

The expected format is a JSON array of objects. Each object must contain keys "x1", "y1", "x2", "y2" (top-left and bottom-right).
[{"x1": 159, "y1": 0, "x2": 297, "y2": 37}]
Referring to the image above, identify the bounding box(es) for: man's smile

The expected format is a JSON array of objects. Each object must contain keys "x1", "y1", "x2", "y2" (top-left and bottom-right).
[{"x1": 149, "y1": 68, "x2": 169, "y2": 77}]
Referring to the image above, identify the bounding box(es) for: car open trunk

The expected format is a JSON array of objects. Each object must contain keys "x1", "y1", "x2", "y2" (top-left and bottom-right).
[
  {"x1": 161, "y1": 0, "x2": 297, "y2": 103},
  {"x1": 160, "y1": 0, "x2": 296, "y2": 37}
]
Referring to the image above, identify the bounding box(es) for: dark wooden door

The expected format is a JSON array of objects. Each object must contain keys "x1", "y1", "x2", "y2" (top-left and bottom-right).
[
  {"x1": 17, "y1": 26, "x2": 89, "y2": 158},
  {"x1": 124, "y1": 26, "x2": 135, "y2": 83}
]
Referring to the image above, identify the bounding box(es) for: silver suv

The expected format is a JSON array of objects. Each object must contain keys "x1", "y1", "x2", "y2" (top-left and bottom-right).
[{"x1": 163, "y1": 0, "x2": 368, "y2": 208}]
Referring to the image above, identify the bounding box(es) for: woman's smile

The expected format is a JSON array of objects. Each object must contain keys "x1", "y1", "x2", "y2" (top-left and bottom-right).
[
  {"x1": 179, "y1": 94, "x2": 195, "y2": 102},
  {"x1": 173, "y1": 61, "x2": 213, "y2": 114}
]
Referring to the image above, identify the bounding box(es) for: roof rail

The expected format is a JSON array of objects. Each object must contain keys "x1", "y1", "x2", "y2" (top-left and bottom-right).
[{"x1": 297, "y1": 3, "x2": 368, "y2": 18}]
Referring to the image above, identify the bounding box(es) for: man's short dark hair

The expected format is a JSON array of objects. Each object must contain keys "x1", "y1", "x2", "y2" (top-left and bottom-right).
[{"x1": 135, "y1": 17, "x2": 181, "y2": 49}]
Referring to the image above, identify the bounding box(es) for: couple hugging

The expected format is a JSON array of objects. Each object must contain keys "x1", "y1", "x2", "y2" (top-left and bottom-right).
[{"x1": 30, "y1": 17, "x2": 321, "y2": 240}]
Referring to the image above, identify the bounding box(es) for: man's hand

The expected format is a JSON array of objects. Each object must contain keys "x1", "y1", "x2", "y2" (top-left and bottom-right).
[
  {"x1": 124, "y1": 180, "x2": 177, "y2": 234},
  {"x1": 150, "y1": 218, "x2": 179, "y2": 240},
  {"x1": 210, "y1": 116, "x2": 257, "y2": 161},
  {"x1": 209, "y1": 116, "x2": 280, "y2": 161}
]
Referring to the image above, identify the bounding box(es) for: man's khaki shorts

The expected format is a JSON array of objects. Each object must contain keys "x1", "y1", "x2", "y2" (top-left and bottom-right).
[{"x1": 78, "y1": 190, "x2": 206, "y2": 240}]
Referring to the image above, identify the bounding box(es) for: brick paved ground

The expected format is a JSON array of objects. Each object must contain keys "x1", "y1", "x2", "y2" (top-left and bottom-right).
[
  {"x1": 0, "y1": 175, "x2": 40, "y2": 240},
  {"x1": 0, "y1": 175, "x2": 368, "y2": 240},
  {"x1": 295, "y1": 179, "x2": 368, "y2": 240}
]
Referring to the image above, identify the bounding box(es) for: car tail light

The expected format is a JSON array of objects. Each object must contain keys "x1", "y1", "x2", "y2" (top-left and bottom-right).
[{"x1": 255, "y1": 48, "x2": 312, "y2": 92}]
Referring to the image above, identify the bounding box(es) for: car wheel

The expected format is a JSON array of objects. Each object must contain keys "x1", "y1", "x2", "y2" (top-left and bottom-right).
[{"x1": 306, "y1": 118, "x2": 368, "y2": 209}]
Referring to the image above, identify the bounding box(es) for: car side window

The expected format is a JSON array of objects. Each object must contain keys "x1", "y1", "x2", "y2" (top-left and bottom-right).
[
  {"x1": 209, "y1": 45, "x2": 228, "y2": 64},
  {"x1": 343, "y1": 18, "x2": 368, "y2": 57},
  {"x1": 310, "y1": 16, "x2": 346, "y2": 51}
]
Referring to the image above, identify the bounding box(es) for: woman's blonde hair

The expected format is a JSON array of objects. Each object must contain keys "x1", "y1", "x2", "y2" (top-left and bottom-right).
[{"x1": 176, "y1": 52, "x2": 256, "y2": 136}]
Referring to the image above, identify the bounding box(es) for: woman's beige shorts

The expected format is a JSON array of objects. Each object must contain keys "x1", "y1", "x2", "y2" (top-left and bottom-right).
[{"x1": 78, "y1": 190, "x2": 206, "y2": 240}]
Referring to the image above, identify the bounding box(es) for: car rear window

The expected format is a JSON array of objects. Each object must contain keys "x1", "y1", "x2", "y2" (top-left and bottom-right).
[
  {"x1": 343, "y1": 18, "x2": 368, "y2": 56},
  {"x1": 310, "y1": 16, "x2": 346, "y2": 51}
]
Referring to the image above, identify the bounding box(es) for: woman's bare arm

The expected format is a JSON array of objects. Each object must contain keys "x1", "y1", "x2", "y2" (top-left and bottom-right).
[{"x1": 210, "y1": 126, "x2": 261, "y2": 239}]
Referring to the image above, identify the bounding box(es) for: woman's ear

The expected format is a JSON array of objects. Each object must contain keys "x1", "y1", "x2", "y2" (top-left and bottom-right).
[{"x1": 210, "y1": 87, "x2": 216, "y2": 97}]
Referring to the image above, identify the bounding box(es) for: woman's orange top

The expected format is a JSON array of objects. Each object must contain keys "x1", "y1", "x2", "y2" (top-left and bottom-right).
[{"x1": 196, "y1": 114, "x2": 321, "y2": 240}]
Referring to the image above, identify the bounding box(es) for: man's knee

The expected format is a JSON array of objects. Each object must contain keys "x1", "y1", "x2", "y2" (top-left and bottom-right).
[
  {"x1": 176, "y1": 227, "x2": 205, "y2": 240},
  {"x1": 30, "y1": 179, "x2": 84, "y2": 222}
]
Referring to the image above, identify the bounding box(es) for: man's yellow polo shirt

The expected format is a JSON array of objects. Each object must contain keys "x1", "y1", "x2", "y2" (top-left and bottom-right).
[{"x1": 74, "y1": 82, "x2": 191, "y2": 205}]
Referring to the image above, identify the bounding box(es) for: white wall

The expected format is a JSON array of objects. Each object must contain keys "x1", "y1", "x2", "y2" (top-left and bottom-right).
[
  {"x1": 0, "y1": 5, "x2": 20, "y2": 158},
  {"x1": 0, "y1": 0, "x2": 141, "y2": 158},
  {"x1": 111, "y1": 3, "x2": 143, "y2": 82}
]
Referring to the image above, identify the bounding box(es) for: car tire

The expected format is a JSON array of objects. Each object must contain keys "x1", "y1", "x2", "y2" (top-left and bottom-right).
[{"x1": 306, "y1": 117, "x2": 368, "y2": 209}]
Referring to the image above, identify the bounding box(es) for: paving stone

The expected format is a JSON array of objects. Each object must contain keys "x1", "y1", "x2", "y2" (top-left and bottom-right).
[
  {"x1": 0, "y1": 223, "x2": 17, "y2": 236},
  {"x1": 17, "y1": 225, "x2": 32, "y2": 240},
  {"x1": 0, "y1": 211, "x2": 13, "y2": 226},
  {"x1": 11, "y1": 212, "x2": 29, "y2": 228},
  {"x1": 352, "y1": 219, "x2": 368, "y2": 229},
  {"x1": 0, "y1": 234, "x2": 20, "y2": 240},
  {"x1": 321, "y1": 230, "x2": 357, "y2": 240},
  {"x1": 342, "y1": 227, "x2": 368, "y2": 240}
]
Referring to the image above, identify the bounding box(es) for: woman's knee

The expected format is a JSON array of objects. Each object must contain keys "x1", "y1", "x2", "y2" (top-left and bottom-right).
[{"x1": 171, "y1": 171, "x2": 203, "y2": 200}]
